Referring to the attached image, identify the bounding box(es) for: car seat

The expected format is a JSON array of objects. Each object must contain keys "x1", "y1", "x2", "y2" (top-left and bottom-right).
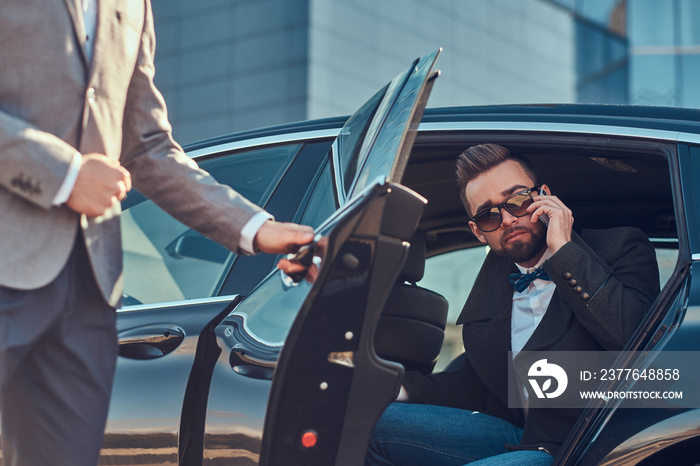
[{"x1": 374, "y1": 229, "x2": 449, "y2": 374}]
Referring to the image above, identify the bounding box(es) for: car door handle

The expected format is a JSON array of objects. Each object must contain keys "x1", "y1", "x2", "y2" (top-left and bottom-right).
[
  {"x1": 118, "y1": 324, "x2": 185, "y2": 360},
  {"x1": 230, "y1": 346, "x2": 277, "y2": 380},
  {"x1": 218, "y1": 315, "x2": 281, "y2": 380}
]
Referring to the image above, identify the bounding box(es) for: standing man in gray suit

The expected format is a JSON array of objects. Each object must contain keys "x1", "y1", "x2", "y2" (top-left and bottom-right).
[{"x1": 0, "y1": 0, "x2": 314, "y2": 464}]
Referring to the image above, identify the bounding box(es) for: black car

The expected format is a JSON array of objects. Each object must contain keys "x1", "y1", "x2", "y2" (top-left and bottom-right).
[{"x1": 104, "y1": 49, "x2": 700, "y2": 465}]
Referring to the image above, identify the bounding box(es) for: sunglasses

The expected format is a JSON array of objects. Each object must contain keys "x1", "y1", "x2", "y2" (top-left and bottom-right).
[{"x1": 469, "y1": 186, "x2": 542, "y2": 232}]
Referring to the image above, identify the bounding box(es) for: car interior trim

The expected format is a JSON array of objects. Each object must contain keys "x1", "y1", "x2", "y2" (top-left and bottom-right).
[
  {"x1": 186, "y1": 129, "x2": 341, "y2": 160},
  {"x1": 117, "y1": 294, "x2": 240, "y2": 313},
  {"x1": 418, "y1": 121, "x2": 700, "y2": 145}
]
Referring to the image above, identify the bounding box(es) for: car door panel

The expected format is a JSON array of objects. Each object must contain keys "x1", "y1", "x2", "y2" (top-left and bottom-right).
[
  {"x1": 104, "y1": 300, "x2": 236, "y2": 465},
  {"x1": 557, "y1": 143, "x2": 696, "y2": 465},
  {"x1": 106, "y1": 140, "x2": 321, "y2": 465},
  {"x1": 260, "y1": 182, "x2": 426, "y2": 466}
]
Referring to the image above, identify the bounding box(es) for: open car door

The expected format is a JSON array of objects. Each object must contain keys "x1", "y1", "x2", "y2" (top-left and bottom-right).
[
  {"x1": 259, "y1": 50, "x2": 441, "y2": 465},
  {"x1": 259, "y1": 181, "x2": 426, "y2": 466},
  {"x1": 202, "y1": 49, "x2": 441, "y2": 466}
]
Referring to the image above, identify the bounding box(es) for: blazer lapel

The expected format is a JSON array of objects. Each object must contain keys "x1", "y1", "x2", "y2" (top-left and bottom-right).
[
  {"x1": 89, "y1": 0, "x2": 111, "y2": 76},
  {"x1": 521, "y1": 289, "x2": 572, "y2": 351},
  {"x1": 521, "y1": 232, "x2": 593, "y2": 351},
  {"x1": 457, "y1": 250, "x2": 516, "y2": 325},
  {"x1": 458, "y1": 251, "x2": 516, "y2": 398},
  {"x1": 62, "y1": 0, "x2": 89, "y2": 69}
]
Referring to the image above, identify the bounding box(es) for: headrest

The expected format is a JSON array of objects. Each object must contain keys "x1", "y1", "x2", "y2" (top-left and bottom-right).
[{"x1": 399, "y1": 229, "x2": 426, "y2": 283}]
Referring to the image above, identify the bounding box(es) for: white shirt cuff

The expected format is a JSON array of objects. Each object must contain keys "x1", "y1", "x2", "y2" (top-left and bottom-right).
[
  {"x1": 396, "y1": 385, "x2": 409, "y2": 401},
  {"x1": 239, "y1": 211, "x2": 274, "y2": 255},
  {"x1": 53, "y1": 152, "x2": 82, "y2": 205}
]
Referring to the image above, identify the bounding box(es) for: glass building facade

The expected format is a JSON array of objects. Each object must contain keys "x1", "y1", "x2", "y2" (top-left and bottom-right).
[
  {"x1": 551, "y1": 0, "x2": 700, "y2": 107},
  {"x1": 152, "y1": 0, "x2": 700, "y2": 144},
  {"x1": 628, "y1": 0, "x2": 700, "y2": 107},
  {"x1": 152, "y1": 0, "x2": 575, "y2": 144}
]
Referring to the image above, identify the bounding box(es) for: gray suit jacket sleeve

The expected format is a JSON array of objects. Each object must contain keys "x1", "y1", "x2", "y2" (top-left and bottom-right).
[
  {"x1": 119, "y1": 1, "x2": 263, "y2": 254},
  {"x1": 0, "y1": 109, "x2": 77, "y2": 209}
]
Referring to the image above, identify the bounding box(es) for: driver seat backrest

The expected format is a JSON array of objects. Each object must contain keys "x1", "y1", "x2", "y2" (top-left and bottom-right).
[{"x1": 374, "y1": 229, "x2": 449, "y2": 374}]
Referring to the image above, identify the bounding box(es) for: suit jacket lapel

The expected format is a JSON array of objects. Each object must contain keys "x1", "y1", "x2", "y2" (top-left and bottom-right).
[
  {"x1": 457, "y1": 244, "x2": 574, "y2": 356},
  {"x1": 521, "y1": 288, "x2": 571, "y2": 351},
  {"x1": 62, "y1": 0, "x2": 89, "y2": 69},
  {"x1": 521, "y1": 232, "x2": 592, "y2": 351},
  {"x1": 89, "y1": 0, "x2": 111, "y2": 76},
  {"x1": 457, "y1": 250, "x2": 516, "y2": 325},
  {"x1": 457, "y1": 251, "x2": 515, "y2": 399}
]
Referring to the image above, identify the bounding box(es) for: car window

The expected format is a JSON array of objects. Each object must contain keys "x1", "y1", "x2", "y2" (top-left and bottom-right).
[
  {"x1": 418, "y1": 247, "x2": 488, "y2": 370},
  {"x1": 420, "y1": 242, "x2": 678, "y2": 372},
  {"x1": 335, "y1": 86, "x2": 386, "y2": 198},
  {"x1": 299, "y1": 161, "x2": 337, "y2": 228},
  {"x1": 654, "y1": 244, "x2": 677, "y2": 288},
  {"x1": 120, "y1": 144, "x2": 301, "y2": 306}
]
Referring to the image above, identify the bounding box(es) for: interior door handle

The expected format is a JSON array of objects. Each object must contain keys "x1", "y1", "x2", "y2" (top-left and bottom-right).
[
  {"x1": 218, "y1": 315, "x2": 280, "y2": 380},
  {"x1": 118, "y1": 324, "x2": 185, "y2": 360}
]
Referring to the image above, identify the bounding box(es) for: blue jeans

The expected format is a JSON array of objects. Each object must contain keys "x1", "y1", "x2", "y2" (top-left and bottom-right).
[{"x1": 365, "y1": 403, "x2": 553, "y2": 466}]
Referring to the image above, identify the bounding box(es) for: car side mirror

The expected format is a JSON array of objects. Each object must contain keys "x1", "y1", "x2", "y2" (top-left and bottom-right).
[{"x1": 165, "y1": 230, "x2": 229, "y2": 263}]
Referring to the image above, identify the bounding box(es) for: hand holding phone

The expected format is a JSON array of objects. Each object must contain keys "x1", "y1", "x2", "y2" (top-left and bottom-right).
[{"x1": 538, "y1": 187, "x2": 549, "y2": 225}]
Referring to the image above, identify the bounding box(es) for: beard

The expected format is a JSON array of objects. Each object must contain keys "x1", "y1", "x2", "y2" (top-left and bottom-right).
[{"x1": 497, "y1": 225, "x2": 547, "y2": 264}]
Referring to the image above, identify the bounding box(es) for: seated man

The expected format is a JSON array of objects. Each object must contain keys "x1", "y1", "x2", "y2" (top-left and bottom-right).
[{"x1": 365, "y1": 144, "x2": 660, "y2": 466}]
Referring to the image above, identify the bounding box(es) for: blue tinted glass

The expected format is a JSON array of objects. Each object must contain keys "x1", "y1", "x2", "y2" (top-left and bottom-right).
[
  {"x1": 579, "y1": 65, "x2": 628, "y2": 103},
  {"x1": 336, "y1": 86, "x2": 387, "y2": 196},
  {"x1": 630, "y1": 54, "x2": 677, "y2": 105},
  {"x1": 576, "y1": 0, "x2": 622, "y2": 27},
  {"x1": 200, "y1": 144, "x2": 302, "y2": 205},
  {"x1": 610, "y1": 36, "x2": 628, "y2": 62},
  {"x1": 121, "y1": 144, "x2": 301, "y2": 305},
  {"x1": 681, "y1": 55, "x2": 700, "y2": 108},
  {"x1": 577, "y1": 23, "x2": 607, "y2": 77},
  {"x1": 628, "y1": 0, "x2": 676, "y2": 46},
  {"x1": 300, "y1": 162, "x2": 337, "y2": 228},
  {"x1": 553, "y1": 0, "x2": 576, "y2": 10},
  {"x1": 577, "y1": 22, "x2": 628, "y2": 75},
  {"x1": 576, "y1": 19, "x2": 629, "y2": 103},
  {"x1": 679, "y1": 0, "x2": 700, "y2": 45}
]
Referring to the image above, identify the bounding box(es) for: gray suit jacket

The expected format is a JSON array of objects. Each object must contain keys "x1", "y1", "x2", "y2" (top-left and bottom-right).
[{"x1": 0, "y1": 0, "x2": 262, "y2": 306}]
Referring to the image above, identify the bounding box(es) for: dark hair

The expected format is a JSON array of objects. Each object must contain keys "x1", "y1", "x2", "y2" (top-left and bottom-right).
[{"x1": 456, "y1": 144, "x2": 538, "y2": 215}]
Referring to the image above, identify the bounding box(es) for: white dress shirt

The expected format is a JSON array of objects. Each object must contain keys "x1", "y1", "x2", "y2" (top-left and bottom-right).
[{"x1": 511, "y1": 249, "x2": 555, "y2": 355}]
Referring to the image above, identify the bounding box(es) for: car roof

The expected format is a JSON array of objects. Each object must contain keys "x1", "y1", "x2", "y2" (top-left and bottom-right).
[
  {"x1": 423, "y1": 104, "x2": 700, "y2": 134},
  {"x1": 184, "y1": 104, "x2": 700, "y2": 153}
]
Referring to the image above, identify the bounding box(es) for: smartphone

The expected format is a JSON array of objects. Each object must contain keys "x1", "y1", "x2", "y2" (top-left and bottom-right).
[{"x1": 538, "y1": 187, "x2": 549, "y2": 225}]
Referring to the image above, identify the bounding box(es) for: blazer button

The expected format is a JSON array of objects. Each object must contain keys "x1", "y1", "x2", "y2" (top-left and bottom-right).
[
  {"x1": 573, "y1": 286, "x2": 582, "y2": 294},
  {"x1": 87, "y1": 87, "x2": 96, "y2": 104},
  {"x1": 569, "y1": 279, "x2": 577, "y2": 286},
  {"x1": 563, "y1": 272, "x2": 572, "y2": 279},
  {"x1": 581, "y1": 293, "x2": 591, "y2": 301}
]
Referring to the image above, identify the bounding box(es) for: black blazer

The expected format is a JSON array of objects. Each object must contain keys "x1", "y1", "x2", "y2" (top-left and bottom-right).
[{"x1": 402, "y1": 227, "x2": 660, "y2": 456}]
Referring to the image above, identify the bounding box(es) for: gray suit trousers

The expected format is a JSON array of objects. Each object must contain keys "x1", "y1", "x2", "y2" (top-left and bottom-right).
[{"x1": 0, "y1": 230, "x2": 117, "y2": 466}]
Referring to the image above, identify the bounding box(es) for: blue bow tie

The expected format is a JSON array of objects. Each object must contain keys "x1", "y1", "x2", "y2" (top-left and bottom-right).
[{"x1": 508, "y1": 267, "x2": 551, "y2": 292}]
